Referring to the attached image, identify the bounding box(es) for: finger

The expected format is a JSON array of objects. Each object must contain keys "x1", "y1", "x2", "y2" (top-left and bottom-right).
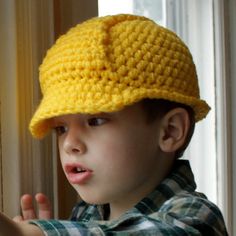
[
  {"x1": 21, "y1": 194, "x2": 37, "y2": 220},
  {"x1": 12, "y1": 215, "x2": 24, "y2": 222},
  {"x1": 35, "y1": 193, "x2": 52, "y2": 219}
]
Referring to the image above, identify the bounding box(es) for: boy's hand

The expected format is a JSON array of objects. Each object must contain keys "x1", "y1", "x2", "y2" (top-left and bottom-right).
[
  {"x1": 13, "y1": 193, "x2": 52, "y2": 222},
  {"x1": 0, "y1": 211, "x2": 43, "y2": 236}
]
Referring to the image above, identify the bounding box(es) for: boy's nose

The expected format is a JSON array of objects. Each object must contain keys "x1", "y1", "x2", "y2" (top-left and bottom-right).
[{"x1": 63, "y1": 129, "x2": 86, "y2": 155}]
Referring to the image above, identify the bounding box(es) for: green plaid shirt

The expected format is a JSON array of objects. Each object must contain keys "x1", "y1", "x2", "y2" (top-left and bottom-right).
[{"x1": 31, "y1": 160, "x2": 228, "y2": 235}]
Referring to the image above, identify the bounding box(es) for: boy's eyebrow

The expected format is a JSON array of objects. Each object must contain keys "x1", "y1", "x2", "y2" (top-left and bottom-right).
[{"x1": 48, "y1": 118, "x2": 61, "y2": 127}]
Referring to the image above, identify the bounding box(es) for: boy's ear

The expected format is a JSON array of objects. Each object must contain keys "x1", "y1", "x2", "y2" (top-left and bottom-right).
[{"x1": 159, "y1": 108, "x2": 190, "y2": 153}]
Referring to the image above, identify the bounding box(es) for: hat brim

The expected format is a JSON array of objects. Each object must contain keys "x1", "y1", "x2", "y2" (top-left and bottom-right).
[{"x1": 29, "y1": 84, "x2": 210, "y2": 139}]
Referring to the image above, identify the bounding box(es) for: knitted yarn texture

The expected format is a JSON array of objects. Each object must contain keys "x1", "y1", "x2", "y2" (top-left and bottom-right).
[{"x1": 30, "y1": 14, "x2": 210, "y2": 138}]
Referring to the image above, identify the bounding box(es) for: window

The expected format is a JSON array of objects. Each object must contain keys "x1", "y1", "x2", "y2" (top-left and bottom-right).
[
  {"x1": 99, "y1": 0, "x2": 216, "y2": 202},
  {"x1": 98, "y1": 0, "x2": 231, "y2": 231}
]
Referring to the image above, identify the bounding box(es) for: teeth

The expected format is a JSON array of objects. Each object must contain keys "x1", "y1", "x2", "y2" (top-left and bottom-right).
[{"x1": 76, "y1": 167, "x2": 86, "y2": 172}]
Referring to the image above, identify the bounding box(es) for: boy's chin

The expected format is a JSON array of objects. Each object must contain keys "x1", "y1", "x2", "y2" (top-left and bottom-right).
[{"x1": 72, "y1": 185, "x2": 108, "y2": 205}]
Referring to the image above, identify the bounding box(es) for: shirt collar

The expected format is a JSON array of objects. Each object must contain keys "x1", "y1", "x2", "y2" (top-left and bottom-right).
[{"x1": 134, "y1": 160, "x2": 196, "y2": 215}]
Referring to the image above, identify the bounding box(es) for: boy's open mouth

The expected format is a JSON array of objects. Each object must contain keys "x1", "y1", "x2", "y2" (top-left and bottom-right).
[
  {"x1": 65, "y1": 164, "x2": 90, "y2": 173},
  {"x1": 65, "y1": 164, "x2": 93, "y2": 184},
  {"x1": 74, "y1": 167, "x2": 87, "y2": 173}
]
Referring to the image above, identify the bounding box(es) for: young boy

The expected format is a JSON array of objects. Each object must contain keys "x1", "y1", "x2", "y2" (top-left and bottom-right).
[{"x1": 0, "y1": 14, "x2": 228, "y2": 235}]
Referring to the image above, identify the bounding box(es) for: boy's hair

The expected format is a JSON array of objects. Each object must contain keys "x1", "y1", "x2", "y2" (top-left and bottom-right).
[
  {"x1": 142, "y1": 99, "x2": 195, "y2": 158},
  {"x1": 29, "y1": 14, "x2": 210, "y2": 139}
]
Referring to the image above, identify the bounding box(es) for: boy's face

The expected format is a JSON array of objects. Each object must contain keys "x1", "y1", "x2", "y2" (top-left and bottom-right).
[{"x1": 52, "y1": 102, "x2": 166, "y2": 209}]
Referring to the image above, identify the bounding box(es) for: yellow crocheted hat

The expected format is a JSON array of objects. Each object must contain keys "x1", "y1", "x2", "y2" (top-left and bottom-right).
[{"x1": 30, "y1": 14, "x2": 210, "y2": 138}]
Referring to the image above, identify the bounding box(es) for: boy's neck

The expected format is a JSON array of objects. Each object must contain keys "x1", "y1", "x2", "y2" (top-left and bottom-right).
[
  {"x1": 107, "y1": 179, "x2": 161, "y2": 220},
  {"x1": 107, "y1": 156, "x2": 176, "y2": 221}
]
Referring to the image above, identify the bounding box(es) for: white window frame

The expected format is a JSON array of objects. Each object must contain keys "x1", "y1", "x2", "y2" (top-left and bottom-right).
[{"x1": 213, "y1": 0, "x2": 232, "y2": 233}]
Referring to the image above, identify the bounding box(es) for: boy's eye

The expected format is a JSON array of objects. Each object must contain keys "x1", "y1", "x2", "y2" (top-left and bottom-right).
[
  {"x1": 88, "y1": 117, "x2": 107, "y2": 127},
  {"x1": 54, "y1": 126, "x2": 68, "y2": 136}
]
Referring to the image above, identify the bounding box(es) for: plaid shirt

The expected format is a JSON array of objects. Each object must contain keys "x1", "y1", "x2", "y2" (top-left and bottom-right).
[{"x1": 31, "y1": 160, "x2": 228, "y2": 235}]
